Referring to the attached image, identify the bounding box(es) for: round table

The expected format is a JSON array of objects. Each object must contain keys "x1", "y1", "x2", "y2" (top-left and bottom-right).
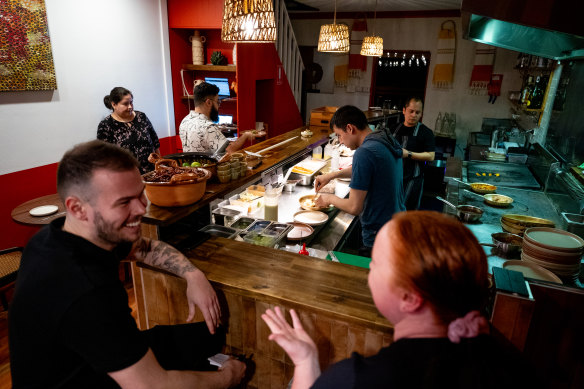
[{"x1": 11, "y1": 193, "x2": 65, "y2": 226}]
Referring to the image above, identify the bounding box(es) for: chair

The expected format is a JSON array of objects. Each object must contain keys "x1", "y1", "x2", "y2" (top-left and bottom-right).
[{"x1": 0, "y1": 247, "x2": 23, "y2": 311}]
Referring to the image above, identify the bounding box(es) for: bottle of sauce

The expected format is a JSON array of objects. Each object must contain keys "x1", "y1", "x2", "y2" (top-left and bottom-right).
[
  {"x1": 298, "y1": 243, "x2": 309, "y2": 255},
  {"x1": 312, "y1": 145, "x2": 322, "y2": 160},
  {"x1": 324, "y1": 142, "x2": 332, "y2": 160}
]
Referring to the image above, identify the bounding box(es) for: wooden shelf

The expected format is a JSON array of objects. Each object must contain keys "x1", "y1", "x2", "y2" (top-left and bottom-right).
[{"x1": 182, "y1": 64, "x2": 236, "y2": 72}]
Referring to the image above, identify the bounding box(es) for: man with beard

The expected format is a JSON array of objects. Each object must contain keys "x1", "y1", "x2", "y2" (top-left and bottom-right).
[
  {"x1": 9, "y1": 141, "x2": 245, "y2": 388},
  {"x1": 179, "y1": 82, "x2": 254, "y2": 154}
]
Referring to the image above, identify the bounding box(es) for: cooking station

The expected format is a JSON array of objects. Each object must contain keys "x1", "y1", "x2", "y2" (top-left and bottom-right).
[{"x1": 465, "y1": 161, "x2": 541, "y2": 190}]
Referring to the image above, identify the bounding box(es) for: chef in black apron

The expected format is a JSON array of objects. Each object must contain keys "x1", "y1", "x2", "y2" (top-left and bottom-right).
[{"x1": 390, "y1": 97, "x2": 436, "y2": 210}]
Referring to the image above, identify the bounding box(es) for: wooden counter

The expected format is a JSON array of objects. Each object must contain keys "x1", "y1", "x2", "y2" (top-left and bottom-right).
[
  {"x1": 142, "y1": 127, "x2": 330, "y2": 228},
  {"x1": 136, "y1": 237, "x2": 392, "y2": 388}
]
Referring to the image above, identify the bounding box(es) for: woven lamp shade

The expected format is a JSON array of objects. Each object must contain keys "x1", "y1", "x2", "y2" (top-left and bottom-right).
[
  {"x1": 360, "y1": 36, "x2": 383, "y2": 57},
  {"x1": 222, "y1": 0, "x2": 276, "y2": 43},
  {"x1": 317, "y1": 23, "x2": 350, "y2": 53}
]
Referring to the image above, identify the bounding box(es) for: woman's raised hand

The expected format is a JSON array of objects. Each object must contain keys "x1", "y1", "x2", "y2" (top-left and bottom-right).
[{"x1": 261, "y1": 307, "x2": 318, "y2": 366}]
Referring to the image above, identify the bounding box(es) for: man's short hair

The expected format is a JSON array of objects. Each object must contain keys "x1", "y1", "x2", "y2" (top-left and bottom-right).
[
  {"x1": 193, "y1": 82, "x2": 220, "y2": 107},
  {"x1": 330, "y1": 105, "x2": 368, "y2": 131},
  {"x1": 403, "y1": 97, "x2": 424, "y2": 109},
  {"x1": 57, "y1": 140, "x2": 139, "y2": 201}
]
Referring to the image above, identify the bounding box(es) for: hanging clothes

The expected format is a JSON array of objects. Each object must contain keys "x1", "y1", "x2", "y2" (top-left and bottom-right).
[
  {"x1": 469, "y1": 44, "x2": 496, "y2": 95},
  {"x1": 432, "y1": 20, "x2": 456, "y2": 89}
]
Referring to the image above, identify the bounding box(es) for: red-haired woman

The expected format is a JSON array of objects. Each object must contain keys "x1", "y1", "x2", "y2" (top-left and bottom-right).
[{"x1": 262, "y1": 211, "x2": 542, "y2": 389}]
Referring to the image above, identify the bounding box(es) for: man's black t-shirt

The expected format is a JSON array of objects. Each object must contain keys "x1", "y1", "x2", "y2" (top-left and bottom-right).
[
  {"x1": 390, "y1": 122, "x2": 436, "y2": 180},
  {"x1": 9, "y1": 218, "x2": 148, "y2": 388}
]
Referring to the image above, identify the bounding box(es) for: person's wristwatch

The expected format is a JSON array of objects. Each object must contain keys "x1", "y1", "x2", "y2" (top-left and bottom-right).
[{"x1": 408, "y1": 151, "x2": 413, "y2": 159}]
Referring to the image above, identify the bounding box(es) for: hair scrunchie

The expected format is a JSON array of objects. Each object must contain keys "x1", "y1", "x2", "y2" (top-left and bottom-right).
[{"x1": 447, "y1": 310, "x2": 489, "y2": 343}]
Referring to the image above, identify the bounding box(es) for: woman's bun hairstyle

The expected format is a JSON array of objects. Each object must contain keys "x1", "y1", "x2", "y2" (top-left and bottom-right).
[{"x1": 104, "y1": 87, "x2": 132, "y2": 111}]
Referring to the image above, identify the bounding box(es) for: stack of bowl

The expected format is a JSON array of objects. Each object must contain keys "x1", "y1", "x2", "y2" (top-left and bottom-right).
[
  {"x1": 217, "y1": 162, "x2": 231, "y2": 183},
  {"x1": 500, "y1": 214, "x2": 555, "y2": 236},
  {"x1": 217, "y1": 154, "x2": 248, "y2": 184},
  {"x1": 521, "y1": 227, "x2": 583, "y2": 282}
]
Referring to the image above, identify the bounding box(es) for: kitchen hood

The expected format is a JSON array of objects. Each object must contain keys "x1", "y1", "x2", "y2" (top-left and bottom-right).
[{"x1": 461, "y1": 0, "x2": 584, "y2": 60}]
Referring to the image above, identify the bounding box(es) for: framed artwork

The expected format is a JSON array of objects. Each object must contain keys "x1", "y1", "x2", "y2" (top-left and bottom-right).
[{"x1": 0, "y1": 0, "x2": 57, "y2": 91}]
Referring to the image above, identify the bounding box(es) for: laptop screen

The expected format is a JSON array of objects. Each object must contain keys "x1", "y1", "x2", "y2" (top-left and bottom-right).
[
  {"x1": 205, "y1": 77, "x2": 230, "y2": 98},
  {"x1": 218, "y1": 115, "x2": 233, "y2": 124}
]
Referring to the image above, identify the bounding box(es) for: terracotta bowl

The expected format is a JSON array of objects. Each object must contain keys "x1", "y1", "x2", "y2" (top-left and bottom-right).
[{"x1": 143, "y1": 168, "x2": 210, "y2": 207}]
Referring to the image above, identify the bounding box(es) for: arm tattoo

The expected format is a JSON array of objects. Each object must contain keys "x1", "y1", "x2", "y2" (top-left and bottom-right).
[{"x1": 132, "y1": 238, "x2": 198, "y2": 277}]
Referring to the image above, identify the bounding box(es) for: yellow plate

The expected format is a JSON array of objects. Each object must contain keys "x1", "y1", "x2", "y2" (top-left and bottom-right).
[{"x1": 470, "y1": 182, "x2": 497, "y2": 194}]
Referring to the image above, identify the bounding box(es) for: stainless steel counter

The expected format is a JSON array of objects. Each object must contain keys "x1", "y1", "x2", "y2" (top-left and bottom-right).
[
  {"x1": 444, "y1": 179, "x2": 583, "y2": 288},
  {"x1": 272, "y1": 178, "x2": 353, "y2": 258}
]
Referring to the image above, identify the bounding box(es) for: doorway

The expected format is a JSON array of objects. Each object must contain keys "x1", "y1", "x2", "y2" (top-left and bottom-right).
[{"x1": 370, "y1": 50, "x2": 431, "y2": 110}]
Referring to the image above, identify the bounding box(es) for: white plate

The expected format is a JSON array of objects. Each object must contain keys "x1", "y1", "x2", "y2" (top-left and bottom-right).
[
  {"x1": 29, "y1": 205, "x2": 59, "y2": 217},
  {"x1": 337, "y1": 177, "x2": 351, "y2": 182},
  {"x1": 293, "y1": 211, "x2": 328, "y2": 225}
]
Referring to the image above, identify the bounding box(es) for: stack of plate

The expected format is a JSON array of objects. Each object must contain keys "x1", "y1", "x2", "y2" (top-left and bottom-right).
[
  {"x1": 500, "y1": 214, "x2": 555, "y2": 236},
  {"x1": 521, "y1": 227, "x2": 583, "y2": 282}
]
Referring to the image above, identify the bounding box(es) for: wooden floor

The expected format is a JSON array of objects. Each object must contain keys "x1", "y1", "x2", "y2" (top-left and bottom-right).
[{"x1": 0, "y1": 285, "x2": 136, "y2": 388}]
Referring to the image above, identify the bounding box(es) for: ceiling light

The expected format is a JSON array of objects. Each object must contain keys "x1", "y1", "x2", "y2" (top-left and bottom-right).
[
  {"x1": 222, "y1": 0, "x2": 276, "y2": 43},
  {"x1": 317, "y1": 0, "x2": 350, "y2": 53},
  {"x1": 360, "y1": 0, "x2": 383, "y2": 57}
]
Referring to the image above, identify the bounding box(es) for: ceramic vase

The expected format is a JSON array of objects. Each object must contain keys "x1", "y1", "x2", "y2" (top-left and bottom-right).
[{"x1": 189, "y1": 30, "x2": 206, "y2": 65}]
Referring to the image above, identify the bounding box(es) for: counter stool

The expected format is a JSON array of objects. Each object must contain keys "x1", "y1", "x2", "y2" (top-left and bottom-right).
[{"x1": 0, "y1": 247, "x2": 23, "y2": 311}]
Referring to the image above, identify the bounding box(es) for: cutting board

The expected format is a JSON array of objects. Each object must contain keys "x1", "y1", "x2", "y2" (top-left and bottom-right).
[{"x1": 327, "y1": 251, "x2": 371, "y2": 269}]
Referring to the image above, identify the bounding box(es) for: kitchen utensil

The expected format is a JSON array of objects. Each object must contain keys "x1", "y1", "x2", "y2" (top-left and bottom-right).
[
  {"x1": 436, "y1": 196, "x2": 484, "y2": 223},
  {"x1": 523, "y1": 227, "x2": 584, "y2": 252},
  {"x1": 501, "y1": 214, "x2": 555, "y2": 228},
  {"x1": 299, "y1": 194, "x2": 332, "y2": 212},
  {"x1": 244, "y1": 150, "x2": 262, "y2": 158},
  {"x1": 143, "y1": 168, "x2": 211, "y2": 207},
  {"x1": 284, "y1": 180, "x2": 299, "y2": 192},
  {"x1": 198, "y1": 225, "x2": 239, "y2": 239},
  {"x1": 502, "y1": 260, "x2": 563, "y2": 284},
  {"x1": 29, "y1": 205, "x2": 59, "y2": 217},
  {"x1": 293, "y1": 210, "x2": 329, "y2": 225},
  {"x1": 470, "y1": 182, "x2": 497, "y2": 194},
  {"x1": 480, "y1": 232, "x2": 523, "y2": 255},
  {"x1": 287, "y1": 222, "x2": 314, "y2": 240},
  {"x1": 255, "y1": 136, "x2": 299, "y2": 154},
  {"x1": 162, "y1": 152, "x2": 219, "y2": 180},
  {"x1": 283, "y1": 167, "x2": 293, "y2": 184},
  {"x1": 289, "y1": 172, "x2": 317, "y2": 186},
  {"x1": 463, "y1": 189, "x2": 513, "y2": 207},
  {"x1": 452, "y1": 178, "x2": 497, "y2": 193}
]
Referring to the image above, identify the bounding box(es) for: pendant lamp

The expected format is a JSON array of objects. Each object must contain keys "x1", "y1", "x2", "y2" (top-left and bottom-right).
[
  {"x1": 222, "y1": 0, "x2": 276, "y2": 43},
  {"x1": 360, "y1": 0, "x2": 383, "y2": 56},
  {"x1": 317, "y1": 0, "x2": 350, "y2": 53}
]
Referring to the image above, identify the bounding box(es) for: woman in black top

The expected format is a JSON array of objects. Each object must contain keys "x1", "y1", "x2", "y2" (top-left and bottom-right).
[
  {"x1": 262, "y1": 211, "x2": 543, "y2": 389},
  {"x1": 97, "y1": 87, "x2": 160, "y2": 174}
]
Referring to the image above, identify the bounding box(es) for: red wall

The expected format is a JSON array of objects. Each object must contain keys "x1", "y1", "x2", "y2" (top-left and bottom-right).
[
  {"x1": 236, "y1": 43, "x2": 303, "y2": 137},
  {"x1": 0, "y1": 163, "x2": 58, "y2": 250},
  {"x1": 167, "y1": 0, "x2": 222, "y2": 29}
]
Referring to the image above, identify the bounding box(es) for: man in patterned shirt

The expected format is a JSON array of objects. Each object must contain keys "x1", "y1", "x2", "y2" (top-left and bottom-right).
[{"x1": 179, "y1": 82, "x2": 254, "y2": 154}]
